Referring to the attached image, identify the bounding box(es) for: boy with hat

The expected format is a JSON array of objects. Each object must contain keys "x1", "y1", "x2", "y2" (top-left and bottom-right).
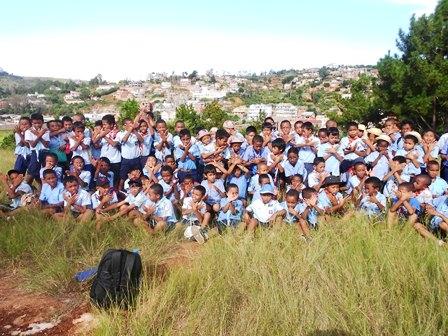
[{"x1": 317, "y1": 176, "x2": 348, "y2": 215}]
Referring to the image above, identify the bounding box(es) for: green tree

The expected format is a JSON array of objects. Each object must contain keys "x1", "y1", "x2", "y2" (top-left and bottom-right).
[
  {"x1": 119, "y1": 99, "x2": 139, "y2": 124},
  {"x1": 319, "y1": 66, "x2": 330, "y2": 80},
  {"x1": 174, "y1": 104, "x2": 204, "y2": 132},
  {"x1": 79, "y1": 87, "x2": 91, "y2": 101},
  {"x1": 376, "y1": 0, "x2": 448, "y2": 130},
  {"x1": 201, "y1": 101, "x2": 236, "y2": 130}
]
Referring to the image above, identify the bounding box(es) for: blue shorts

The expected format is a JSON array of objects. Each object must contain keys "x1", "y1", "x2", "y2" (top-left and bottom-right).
[
  {"x1": 14, "y1": 155, "x2": 30, "y2": 174},
  {"x1": 27, "y1": 151, "x2": 41, "y2": 179},
  {"x1": 119, "y1": 158, "x2": 141, "y2": 180}
]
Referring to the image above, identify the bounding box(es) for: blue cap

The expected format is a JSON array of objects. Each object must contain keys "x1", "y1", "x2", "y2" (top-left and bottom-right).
[{"x1": 260, "y1": 184, "x2": 275, "y2": 195}]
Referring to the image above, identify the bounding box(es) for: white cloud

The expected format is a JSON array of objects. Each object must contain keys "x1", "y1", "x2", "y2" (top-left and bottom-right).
[{"x1": 0, "y1": 28, "x2": 385, "y2": 81}]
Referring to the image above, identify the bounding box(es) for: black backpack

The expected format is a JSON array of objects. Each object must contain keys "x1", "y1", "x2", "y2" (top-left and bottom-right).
[{"x1": 90, "y1": 249, "x2": 142, "y2": 308}]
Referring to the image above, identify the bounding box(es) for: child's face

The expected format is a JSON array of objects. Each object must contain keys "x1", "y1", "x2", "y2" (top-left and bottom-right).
[
  {"x1": 206, "y1": 171, "x2": 216, "y2": 182},
  {"x1": 246, "y1": 131, "x2": 255, "y2": 144},
  {"x1": 302, "y1": 128, "x2": 312, "y2": 137},
  {"x1": 65, "y1": 181, "x2": 79, "y2": 195},
  {"x1": 318, "y1": 132, "x2": 328, "y2": 144},
  {"x1": 427, "y1": 164, "x2": 439, "y2": 179},
  {"x1": 44, "y1": 173, "x2": 57, "y2": 187},
  {"x1": 328, "y1": 134, "x2": 340, "y2": 144},
  {"x1": 97, "y1": 186, "x2": 109, "y2": 197},
  {"x1": 8, "y1": 172, "x2": 21, "y2": 184},
  {"x1": 192, "y1": 189, "x2": 203, "y2": 203},
  {"x1": 74, "y1": 128, "x2": 84, "y2": 137},
  {"x1": 48, "y1": 122, "x2": 60, "y2": 132},
  {"x1": 315, "y1": 162, "x2": 325, "y2": 173},
  {"x1": 227, "y1": 187, "x2": 239, "y2": 199},
  {"x1": 280, "y1": 122, "x2": 291, "y2": 135},
  {"x1": 403, "y1": 138, "x2": 416, "y2": 151},
  {"x1": 288, "y1": 152, "x2": 298, "y2": 166},
  {"x1": 124, "y1": 120, "x2": 134, "y2": 129},
  {"x1": 291, "y1": 176, "x2": 302, "y2": 188},
  {"x1": 258, "y1": 163, "x2": 269, "y2": 174},
  {"x1": 358, "y1": 130, "x2": 365, "y2": 138},
  {"x1": 286, "y1": 195, "x2": 298, "y2": 208},
  {"x1": 253, "y1": 140, "x2": 263, "y2": 152},
  {"x1": 392, "y1": 161, "x2": 405, "y2": 173},
  {"x1": 377, "y1": 142, "x2": 389, "y2": 153},
  {"x1": 295, "y1": 123, "x2": 303, "y2": 135},
  {"x1": 139, "y1": 122, "x2": 148, "y2": 133},
  {"x1": 384, "y1": 121, "x2": 395, "y2": 132},
  {"x1": 271, "y1": 146, "x2": 282, "y2": 155},
  {"x1": 326, "y1": 184, "x2": 340, "y2": 194},
  {"x1": 216, "y1": 137, "x2": 228, "y2": 147},
  {"x1": 128, "y1": 170, "x2": 141, "y2": 181},
  {"x1": 161, "y1": 171, "x2": 173, "y2": 183},
  {"x1": 64, "y1": 120, "x2": 73, "y2": 131},
  {"x1": 401, "y1": 123, "x2": 412, "y2": 134},
  {"x1": 180, "y1": 134, "x2": 191, "y2": 147},
  {"x1": 165, "y1": 158, "x2": 176, "y2": 169},
  {"x1": 129, "y1": 185, "x2": 142, "y2": 196},
  {"x1": 354, "y1": 164, "x2": 367, "y2": 178},
  {"x1": 156, "y1": 123, "x2": 167, "y2": 134},
  {"x1": 261, "y1": 193, "x2": 273, "y2": 204},
  {"x1": 231, "y1": 142, "x2": 242, "y2": 153},
  {"x1": 233, "y1": 167, "x2": 242, "y2": 178},
  {"x1": 148, "y1": 189, "x2": 161, "y2": 202},
  {"x1": 413, "y1": 177, "x2": 428, "y2": 191},
  {"x1": 102, "y1": 121, "x2": 112, "y2": 131},
  {"x1": 364, "y1": 183, "x2": 377, "y2": 196},
  {"x1": 19, "y1": 119, "x2": 30, "y2": 132},
  {"x1": 147, "y1": 156, "x2": 157, "y2": 167},
  {"x1": 347, "y1": 126, "x2": 358, "y2": 138},
  {"x1": 423, "y1": 131, "x2": 436, "y2": 143},
  {"x1": 368, "y1": 133, "x2": 377, "y2": 142},
  {"x1": 72, "y1": 158, "x2": 84, "y2": 170},
  {"x1": 46, "y1": 156, "x2": 57, "y2": 168},
  {"x1": 99, "y1": 161, "x2": 110, "y2": 173},
  {"x1": 32, "y1": 119, "x2": 43, "y2": 130},
  {"x1": 175, "y1": 122, "x2": 185, "y2": 134},
  {"x1": 259, "y1": 177, "x2": 270, "y2": 187},
  {"x1": 262, "y1": 128, "x2": 271, "y2": 137},
  {"x1": 201, "y1": 135, "x2": 211, "y2": 145},
  {"x1": 183, "y1": 179, "x2": 193, "y2": 190}
]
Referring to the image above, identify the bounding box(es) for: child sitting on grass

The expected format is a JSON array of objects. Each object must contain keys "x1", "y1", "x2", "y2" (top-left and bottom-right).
[
  {"x1": 39, "y1": 169, "x2": 64, "y2": 216},
  {"x1": 357, "y1": 176, "x2": 386, "y2": 218},
  {"x1": 298, "y1": 187, "x2": 322, "y2": 237},
  {"x1": 307, "y1": 157, "x2": 330, "y2": 191},
  {"x1": 136, "y1": 183, "x2": 177, "y2": 234},
  {"x1": 244, "y1": 184, "x2": 285, "y2": 232},
  {"x1": 216, "y1": 183, "x2": 244, "y2": 231},
  {"x1": 181, "y1": 185, "x2": 211, "y2": 241},
  {"x1": 0, "y1": 170, "x2": 33, "y2": 216},
  {"x1": 54, "y1": 175, "x2": 93, "y2": 223},
  {"x1": 317, "y1": 176, "x2": 348, "y2": 215},
  {"x1": 201, "y1": 164, "x2": 226, "y2": 213},
  {"x1": 39, "y1": 152, "x2": 63, "y2": 182},
  {"x1": 91, "y1": 178, "x2": 119, "y2": 229},
  {"x1": 426, "y1": 160, "x2": 448, "y2": 199},
  {"x1": 281, "y1": 189, "x2": 302, "y2": 227},
  {"x1": 67, "y1": 156, "x2": 91, "y2": 190}
]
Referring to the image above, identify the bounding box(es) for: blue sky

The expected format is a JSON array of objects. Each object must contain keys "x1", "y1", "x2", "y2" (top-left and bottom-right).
[{"x1": 0, "y1": 0, "x2": 438, "y2": 80}]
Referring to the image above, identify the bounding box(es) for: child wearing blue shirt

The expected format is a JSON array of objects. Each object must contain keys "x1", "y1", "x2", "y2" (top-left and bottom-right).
[
  {"x1": 317, "y1": 176, "x2": 348, "y2": 215},
  {"x1": 116, "y1": 118, "x2": 144, "y2": 190},
  {"x1": 227, "y1": 165, "x2": 249, "y2": 201},
  {"x1": 281, "y1": 189, "x2": 302, "y2": 225},
  {"x1": 427, "y1": 160, "x2": 448, "y2": 199},
  {"x1": 217, "y1": 183, "x2": 244, "y2": 230},
  {"x1": 242, "y1": 135, "x2": 268, "y2": 175},
  {"x1": 395, "y1": 133, "x2": 423, "y2": 180},
  {"x1": 316, "y1": 127, "x2": 344, "y2": 177},
  {"x1": 279, "y1": 147, "x2": 307, "y2": 181},
  {"x1": 295, "y1": 121, "x2": 319, "y2": 174},
  {"x1": 174, "y1": 128, "x2": 200, "y2": 182},
  {"x1": 137, "y1": 183, "x2": 177, "y2": 233},
  {"x1": 201, "y1": 164, "x2": 226, "y2": 213},
  {"x1": 39, "y1": 152, "x2": 63, "y2": 182},
  {"x1": 364, "y1": 135, "x2": 391, "y2": 181},
  {"x1": 357, "y1": 177, "x2": 386, "y2": 218},
  {"x1": 39, "y1": 169, "x2": 64, "y2": 215},
  {"x1": 298, "y1": 187, "x2": 322, "y2": 237},
  {"x1": 154, "y1": 119, "x2": 173, "y2": 162},
  {"x1": 14, "y1": 116, "x2": 31, "y2": 174}
]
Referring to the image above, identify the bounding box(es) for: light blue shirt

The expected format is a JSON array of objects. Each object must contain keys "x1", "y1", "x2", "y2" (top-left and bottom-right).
[
  {"x1": 145, "y1": 196, "x2": 177, "y2": 223},
  {"x1": 298, "y1": 202, "x2": 318, "y2": 228},
  {"x1": 359, "y1": 192, "x2": 386, "y2": 217},
  {"x1": 364, "y1": 151, "x2": 390, "y2": 180},
  {"x1": 242, "y1": 145, "x2": 269, "y2": 174},
  {"x1": 228, "y1": 175, "x2": 248, "y2": 199},
  {"x1": 317, "y1": 190, "x2": 343, "y2": 210},
  {"x1": 201, "y1": 179, "x2": 225, "y2": 204},
  {"x1": 281, "y1": 201, "x2": 302, "y2": 224},
  {"x1": 217, "y1": 198, "x2": 243, "y2": 222},
  {"x1": 39, "y1": 182, "x2": 64, "y2": 205},
  {"x1": 116, "y1": 131, "x2": 140, "y2": 160},
  {"x1": 281, "y1": 159, "x2": 307, "y2": 180},
  {"x1": 124, "y1": 191, "x2": 147, "y2": 213},
  {"x1": 317, "y1": 143, "x2": 343, "y2": 177},
  {"x1": 429, "y1": 177, "x2": 448, "y2": 199},
  {"x1": 174, "y1": 143, "x2": 200, "y2": 170}
]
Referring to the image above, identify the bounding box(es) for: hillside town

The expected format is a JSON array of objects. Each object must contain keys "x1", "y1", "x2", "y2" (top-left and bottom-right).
[{"x1": 0, "y1": 65, "x2": 377, "y2": 129}]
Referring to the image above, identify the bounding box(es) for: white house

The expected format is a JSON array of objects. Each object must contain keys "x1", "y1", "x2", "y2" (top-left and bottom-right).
[{"x1": 247, "y1": 104, "x2": 273, "y2": 120}]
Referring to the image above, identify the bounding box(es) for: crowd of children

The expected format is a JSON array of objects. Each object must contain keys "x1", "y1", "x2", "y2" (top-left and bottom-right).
[{"x1": 2, "y1": 110, "x2": 448, "y2": 245}]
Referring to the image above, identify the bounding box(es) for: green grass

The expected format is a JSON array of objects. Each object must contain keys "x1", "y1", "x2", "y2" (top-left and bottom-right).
[{"x1": 1, "y1": 150, "x2": 448, "y2": 335}]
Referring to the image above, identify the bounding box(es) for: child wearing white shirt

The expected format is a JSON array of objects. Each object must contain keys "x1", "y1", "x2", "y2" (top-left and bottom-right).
[
  {"x1": 25, "y1": 113, "x2": 50, "y2": 185},
  {"x1": 14, "y1": 116, "x2": 31, "y2": 174}
]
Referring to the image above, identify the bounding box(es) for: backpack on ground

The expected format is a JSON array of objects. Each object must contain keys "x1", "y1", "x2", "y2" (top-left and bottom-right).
[{"x1": 90, "y1": 249, "x2": 142, "y2": 308}]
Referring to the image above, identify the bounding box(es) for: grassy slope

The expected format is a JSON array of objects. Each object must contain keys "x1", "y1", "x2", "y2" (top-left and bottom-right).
[{"x1": 1, "y1": 150, "x2": 448, "y2": 335}]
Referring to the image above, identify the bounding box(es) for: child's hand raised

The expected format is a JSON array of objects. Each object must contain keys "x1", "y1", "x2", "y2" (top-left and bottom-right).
[{"x1": 144, "y1": 204, "x2": 156, "y2": 215}]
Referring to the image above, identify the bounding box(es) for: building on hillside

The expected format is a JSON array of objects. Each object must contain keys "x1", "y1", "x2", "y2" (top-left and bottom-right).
[
  {"x1": 247, "y1": 104, "x2": 273, "y2": 120},
  {"x1": 114, "y1": 88, "x2": 133, "y2": 101},
  {"x1": 272, "y1": 103, "x2": 298, "y2": 122},
  {"x1": 64, "y1": 91, "x2": 83, "y2": 104},
  {"x1": 232, "y1": 106, "x2": 248, "y2": 120}
]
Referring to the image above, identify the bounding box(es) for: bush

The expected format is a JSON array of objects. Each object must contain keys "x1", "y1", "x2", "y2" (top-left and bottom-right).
[{"x1": 0, "y1": 132, "x2": 14, "y2": 150}]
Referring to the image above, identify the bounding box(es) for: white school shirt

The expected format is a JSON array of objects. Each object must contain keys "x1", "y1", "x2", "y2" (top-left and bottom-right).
[
  {"x1": 419, "y1": 143, "x2": 440, "y2": 168},
  {"x1": 281, "y1": 159, "x2": 307, "y2": 180},
  {"x1": 63, "y1": 188, "x2": 92, "y2": 211},
  {"x1": 339, "y1": 137, "x2": 365, "y2": 161},
  {"x1": 201, "y1": 179, "x2": 225, "y2": 204},
  {"x1": 415, "y1": 188, "x2": 433, "y2": 205},
  {"x1": 359, "y1": 192, "x2": 386, "y2": 217},
  {"x1": 317, "y1": 143, "x2": 344, "y2": 176},
  {"x1": 438, "y1": 133, "x2": 448, "y2": 153},
  {"x1": 182, "y1": 197, "x2": 207, "y2": 221},
  {"x1": 15, "y1": 133, "x2": 31, "y2": 157},
  {"x1": 10, "y1": 181, "x2": 32, "y2": 209},
  {"x1": 25, "y1": 128, "x2": 50, "y2": 151},
  {"x1": 295, "y1": 135, "x2": 319, "y2": 163},
  {"x1": 39, "y1": 182, "x2": 64, "y2": 205},
  {"x1": 139, "y1": 133, "x2": 153, "y2": 157},
  {"x1": 429, "y1": 177, "x2": 448, "y2": 199},
  {"x1": 281, "y1": 201, "x2": 302, "y2": 224},
  {"x1": 124, "y1": 191, "x2": 147, "y2": 214},
  {"x1": 100, "y1": 133, "x2": 121, "y2": 163},
  {"x1": 246, "y1": 199, "x2": 283, "y2": 223},
  {"x1": 307, "y1": 171, "x2": 321, "y2": 189},
  {"x1": 247, "y1": 174, "x2": 274, "y2": 193},
  {"x1": 116, "y1": 131, "x2": 140, "y2": 160},
  {"x1": 91, "y1": 190, "x2": 118, "y2": 209},
  {"x1": 364, "y1": 151, "x2": 390, "y2": 180},
  {"x1": 69, "y1": 137, "x2": 91, "y2": 164},
  {"x1": 144, "y1": 196, "x2": 177, "y2": 223},
  {"x1": 395, "y1": 148, "x2": 422, "y2": 178},
  {"x1": 317, "y1": 190, "x2": 343, "y2": 210},
  {"x1": 78, "y1": 170, "x2": 92, "y2": 189}
]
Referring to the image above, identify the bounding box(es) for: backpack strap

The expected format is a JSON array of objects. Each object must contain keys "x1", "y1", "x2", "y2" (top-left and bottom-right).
[{"x1": 122, "y1": 252, "x2": 137, "y2": 286}]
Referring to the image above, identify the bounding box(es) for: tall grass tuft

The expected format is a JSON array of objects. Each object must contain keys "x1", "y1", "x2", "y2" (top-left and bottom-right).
[{"x1": 94, "y1": 216, "x2": 448, "y2": 336}]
